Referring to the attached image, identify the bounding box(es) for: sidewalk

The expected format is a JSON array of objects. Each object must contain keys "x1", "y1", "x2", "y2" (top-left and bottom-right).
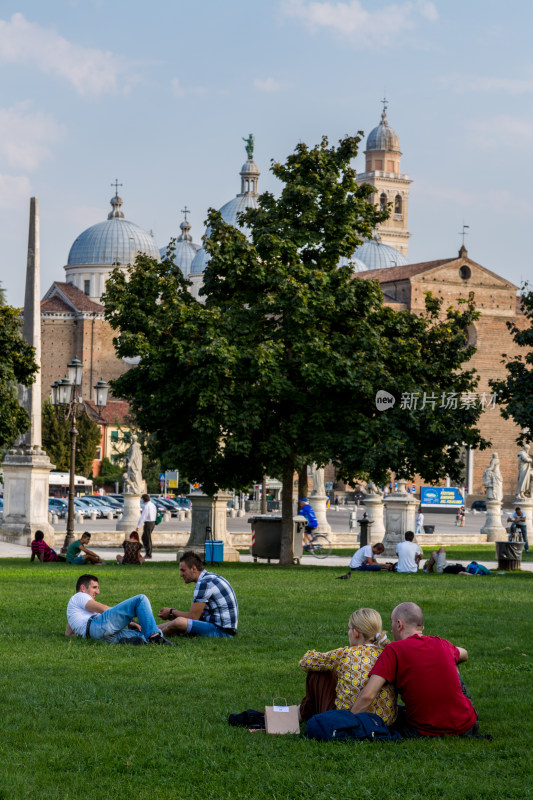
[{"x1": 2, "y1": 539, "x2": 532, "y2": 571}]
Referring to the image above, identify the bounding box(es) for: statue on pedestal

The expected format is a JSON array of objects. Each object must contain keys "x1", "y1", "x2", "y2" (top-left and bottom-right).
[
  {"x1": 483, "y1": 452, "x2": 503, "y2": 503},
  {"x1": 311, "y1": 464, "x2": 325, "y2": 496},
  {"x1": 124, "y1": 434, "x2": 143, "y2": 495},
  {"x1": 517, "y1": 444, "x2": 532, "y2": 499},
  {"x1": 365, "y1": 481, "x2": 383, "y2": 496}
]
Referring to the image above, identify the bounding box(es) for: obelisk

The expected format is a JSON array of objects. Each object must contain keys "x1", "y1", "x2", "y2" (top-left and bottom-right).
[{"x1": 0, "y1": 198, "x2": 55, "y2": 546}]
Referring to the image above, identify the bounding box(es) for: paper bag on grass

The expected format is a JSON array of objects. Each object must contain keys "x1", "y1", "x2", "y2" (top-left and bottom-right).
[{"x1": 264, "y1": 703, "x2": 300, "y2": 735}]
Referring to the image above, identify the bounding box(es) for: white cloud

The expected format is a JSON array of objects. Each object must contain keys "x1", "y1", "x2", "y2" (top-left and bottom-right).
[
  {"x1": 171, "y1": 78, "x2": 207, "y2": 99},
  {"x1": 466, "y1": 115, "x2": 533, "y2": 149},
  {"x1": 280, "y1": 0, "x2": 438, "y2": 46},
  {"x1": 441, "y1": 73, "x2": 533, "y2": 95},
  {"x1": 0, "y1": 13, "x2": 134, "y2": 96},
  {"x1": 0, "y1": 102, "x2": 65, "y2": 171},
  {"x1": 0, "y1": 174, "x2": 31, "y2": 212},
  {"x1": 254, "y1": 77, "x2": 290, "y2": 92}
]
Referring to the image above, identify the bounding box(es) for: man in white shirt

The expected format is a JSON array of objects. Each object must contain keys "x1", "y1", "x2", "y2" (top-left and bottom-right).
[
  {"x1": 65, "y1": 574, "x2": 170, "y2": 644},
  {"x1": 136, "y1": 493, "x2": 157, "y2": 558},
  {"x1": 337, "y1": 542, "x2": 386, "y2": 579},
  {"x1": 396, "y1": 531, "x2": 422, "y2": 573},
  {"x1": 507, "y1": 507, "x2": 529, "y2": 553},
  {"x1": 415, "y1": 508, "x2": 424, "y2": 536}
]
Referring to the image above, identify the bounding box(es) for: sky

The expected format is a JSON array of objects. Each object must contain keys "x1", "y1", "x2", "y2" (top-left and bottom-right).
[{"x1": 1, "y1": 0, "x2": 532, "y2": 306}]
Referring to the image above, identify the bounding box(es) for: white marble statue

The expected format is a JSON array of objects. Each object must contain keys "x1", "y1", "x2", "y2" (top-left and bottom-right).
[
  {"x1": 311, "y1": 463, "x2": 325, "y2": 496},
  {"x1": 516, "y1": 444, "x2": 532, "y2": 499},
  {"x1": 124, "y1": 434, "x2": 143, "y2": 495},
  {"x1": 365, "y1": 481, "x2": 383, "y2": 496},
  {"x1": 483, "y1": 452, "x2": 503, "y2": 503}
]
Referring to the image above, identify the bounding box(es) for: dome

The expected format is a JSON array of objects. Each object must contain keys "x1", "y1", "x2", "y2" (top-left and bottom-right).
[
  {"x1": 218, "y1": 193, "x2": 259, "y2": 232},
  {"x1": 160, "y1": 211, "x2": 200, "y2": 276},
  {"x1": 366, "y1": 105, "x2": 400, "y2": 153},
  {"x1": 338, "y1": 255, "x2": 368, "y2": 272},
  {"x1": 190, "y1": 245, "x2": 210, "y2": 275},
  {"x1": 67, "y1": 194, "x2": 160, "y2": 266},
  {"x1": 353, "y1": 238, "x2": 407, "y2": 269}
]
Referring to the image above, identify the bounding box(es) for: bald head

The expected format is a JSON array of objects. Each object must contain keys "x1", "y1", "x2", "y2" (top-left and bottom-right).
[{"x1": 391, "y1": 602, "x2": 424, "y2": 640}]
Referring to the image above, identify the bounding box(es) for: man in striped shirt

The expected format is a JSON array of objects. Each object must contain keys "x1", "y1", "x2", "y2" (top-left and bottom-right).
[
  {"x1": 30, "y1": 530, "x2": 66, "y2": 562},
  {"x1": 158, "y1": 551, "x2": 238, "y2": 638}
]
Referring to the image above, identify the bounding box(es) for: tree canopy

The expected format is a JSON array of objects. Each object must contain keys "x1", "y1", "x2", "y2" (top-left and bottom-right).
[
  {"x1": 104, "y1": 134, "x2": 486, "y2": 563},
  {"x1": 42, "y1": 399, "x2": 102, "y2": 477},
  {"x1": 490, "y1": 286, "x2": 533, "y2": 443},
  {"x1": 0, "y1": 305, "x2": 38, "y2": 450}
]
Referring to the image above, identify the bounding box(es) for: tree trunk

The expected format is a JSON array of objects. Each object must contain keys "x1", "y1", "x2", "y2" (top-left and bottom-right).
[
  {"x1": 280, "y1": 454, "x2": 296, "y2": 565},
  {"x1": 298, "y1": 464, "x2": 308, "y2": 500},
  {"x1": 261, "y1": 474, "x2": 267, "y2": 514}
]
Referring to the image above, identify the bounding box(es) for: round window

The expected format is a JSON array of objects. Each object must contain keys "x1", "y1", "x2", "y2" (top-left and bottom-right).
[{"x1": 459, "y1": 265, "x2": 471, "y2": 280}]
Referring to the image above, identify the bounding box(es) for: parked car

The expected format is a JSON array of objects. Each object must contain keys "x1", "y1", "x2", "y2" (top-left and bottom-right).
[
  {"x1": 77, "y1": 497, "x2": 108, "y2": 518},
  {"x1": 106, "y1": 494, "x2": 125, "y2": 505},
  {"x1": 470, "y1": 500, "x2": 486, "y2": 512},
  {"x1": 174, "y1": 497, "x2": 192, "y2": 511},
  {"x1": 48, "y1": 497, "x2": 68, "y2": 518}
]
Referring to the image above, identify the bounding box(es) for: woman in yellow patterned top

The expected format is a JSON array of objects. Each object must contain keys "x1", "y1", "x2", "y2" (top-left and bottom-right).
[{"x1": 299, "y1": 608, "x2": 397, "y2": 725}]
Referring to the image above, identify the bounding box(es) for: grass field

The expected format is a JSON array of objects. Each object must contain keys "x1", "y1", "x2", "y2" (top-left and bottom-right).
[{"x1": 1, "y1": 559, "x2": 532, "y2": 800}]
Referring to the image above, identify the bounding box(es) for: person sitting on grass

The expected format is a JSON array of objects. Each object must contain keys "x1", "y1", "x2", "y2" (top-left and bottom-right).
[
  {"x1": 66, "y1": 532, "x2": 103, "y2": 565},
  {"x1": 337, "y1": 542, "x2": 387, "y2": 579},
  {"x1": 158, "y1": 551, "x2": 238, "y2": 638},
  {"x1": 30, "y1": 530, "x2": 66, "y2": 563},
  {"x1": 299, "y1": 608, "x2": 397, "y2": 724},
  {"x1": 350, "y1": 602, "x2": 479, "y2": 737},
  {"x1": 423, "y1": 547, "x2": 472, "y2": 575},
  {"x1": 65, "y1": 574, "x2": 171, "y2": 645},
  {"x1": 395, "y1": 531, "x2": 422, "y2": 573},
  {"x1": 116, "y1": 531, "x2": 145, "y2": 565}
]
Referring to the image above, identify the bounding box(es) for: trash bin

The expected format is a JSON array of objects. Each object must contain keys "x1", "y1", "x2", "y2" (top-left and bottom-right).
[
  {"x1": 205, "y1": 540, "x2": 224, "y2": 564},
  {"x1": 495, "y1": 541, "x2": 523, "y2": 571},
  {"x1": 423, "y1": 525, "x2": 435, "y2": 534},
  {"x1": 249, "y1": 515, "x2": 304, "y2": 563}
]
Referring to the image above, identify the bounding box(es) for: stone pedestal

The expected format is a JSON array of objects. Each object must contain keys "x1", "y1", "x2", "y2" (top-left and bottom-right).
[
  {"x1": 178, "y1": 492, "x2": 240, "y2": 562},
  {"x1": 362, "y1": 493, "x2": 386, "y2": 543},
  {"x1": 480, "y1": 500, "x2": 506, "y2": 542},
  {"x1": 116, "y1": 494, "x2": 140, "y2": 531},
  {"x1": 382, "y1": 482, "x2": 418, "y2": 557},
  {"x1": 310, "y1": 493, "x2": 331, "y2": 534},
  {"x1": 0, "y1": 446, "x2": 55, "y2": 546}
]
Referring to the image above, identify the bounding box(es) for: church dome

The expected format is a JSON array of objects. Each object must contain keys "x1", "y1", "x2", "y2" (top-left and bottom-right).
[
  {"x1": 366, "y1": 104, "x2": 400, "y2": 153},
  {"x1": 190, "y1": 137, "x2": 260, "y2": 276},
  {"x1": 67, "y1": 193, "x2": 160, "y2": 267},
  {"x1": 338, "y1": 255, "x2": 369, "y2": 272},
  {"x1": 353, "y1": 238, "x2": 407, "y2": 269},
  {"x1": 160, "y1": 210, "x2": 200, "y2": 276}
]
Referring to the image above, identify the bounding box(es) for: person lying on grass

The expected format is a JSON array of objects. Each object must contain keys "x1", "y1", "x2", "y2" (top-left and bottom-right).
[
  {"x1": 65, "y1": 573, "x2": 171, "y2": 645},
  {"x1": 350, "y1": 601, "x2": 479, "y2": 737},
  {"x1": 298, "y1": 607, "x2": 397, "y2": 725},
  {"x1": 423, "y1": 547, "x2": 473, "y2": 575},
  {"x1": 158, "y1": 550, "x2": 238, "y2": 638}
]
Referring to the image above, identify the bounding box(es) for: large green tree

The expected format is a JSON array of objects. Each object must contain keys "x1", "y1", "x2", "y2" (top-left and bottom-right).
[
  {"x1": 0, "y1": 305, "x2": 38, "y2": 450},
  {"x1": 104, "y1": 135, "x2": 486, "y2": 563},
  {"x1": 42, "y1": 400, "x2": 102, "y2": 477},
  {"x1": 490, "y1": 286, "x2": 533, "y2": 442}
]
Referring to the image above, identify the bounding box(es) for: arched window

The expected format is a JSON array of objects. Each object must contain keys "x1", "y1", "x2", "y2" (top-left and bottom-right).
[
  {"x1": 394, "y1": 194, "x2": 402, "y2": 215},
  {"x1": 380, "y1": 192, "x2": 388, "y2": 211}
]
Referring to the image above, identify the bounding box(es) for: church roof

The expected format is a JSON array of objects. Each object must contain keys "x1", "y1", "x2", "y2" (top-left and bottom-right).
[
  {"x1": 353, "y1": 238, "x2": 408, "y2": 269},
  {"x1": 359, "y1": 253, "x2": 519, "y2": 289},
  {"x1": 85, "y1": 398, "x2": 131, "y2": 424},
  {"x1": 42, "y1": 282, "x2": 104, "y2": 313}
]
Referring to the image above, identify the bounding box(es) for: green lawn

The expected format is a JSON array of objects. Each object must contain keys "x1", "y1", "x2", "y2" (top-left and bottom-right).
[{"x1": 1, "y1": 559, "x2": 532, "y2": 800}]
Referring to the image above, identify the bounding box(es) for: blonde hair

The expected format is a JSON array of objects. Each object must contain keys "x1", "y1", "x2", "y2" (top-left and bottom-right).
[{"x1": 349, "y1": 607, "x2": 389, "y2": 650}]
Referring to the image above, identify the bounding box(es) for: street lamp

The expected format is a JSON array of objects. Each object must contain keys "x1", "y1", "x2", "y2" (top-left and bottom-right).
[{"x1": 51, "y1": 361, "x2": 109, "y2": 553}]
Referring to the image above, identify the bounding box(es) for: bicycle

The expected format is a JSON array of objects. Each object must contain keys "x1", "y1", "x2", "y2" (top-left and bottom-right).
[{"x1": 304, "y1": 532, "x2": 332, "y2": 559}]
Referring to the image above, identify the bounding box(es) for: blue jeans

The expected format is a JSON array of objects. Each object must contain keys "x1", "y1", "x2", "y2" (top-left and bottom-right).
[
  {"x1": 88, "y1": 594, "x2": 160, "y2": 644},
  {"x1": 510, "y1": 523, "x2": 529, "y2": 552},
  {"x1": 188, "y1": 620, "x2": 234, "y2": 638}
]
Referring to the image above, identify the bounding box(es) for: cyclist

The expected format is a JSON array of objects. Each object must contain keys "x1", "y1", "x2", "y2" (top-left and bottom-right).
[{"x1": 299, "y1": 497, "x2": 319, "y2": 550}]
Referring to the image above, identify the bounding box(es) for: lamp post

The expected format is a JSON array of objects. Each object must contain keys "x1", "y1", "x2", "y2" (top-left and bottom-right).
[{"x1": 51, "y1": 359, "x2": 109, "y2": 553}]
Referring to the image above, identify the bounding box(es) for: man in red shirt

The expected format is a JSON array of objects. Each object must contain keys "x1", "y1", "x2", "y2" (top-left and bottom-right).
[{"x1": 350, "y1": 601, "x2": 478, "y2": 737}]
